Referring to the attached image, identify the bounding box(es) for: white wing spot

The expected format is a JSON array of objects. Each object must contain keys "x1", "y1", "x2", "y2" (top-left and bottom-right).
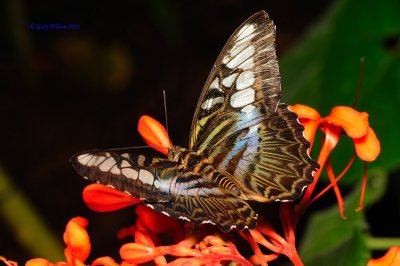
[
  {"x1": 236, "y1": 71, "x2": 255, "y2": 90},
  {"x1": 226, "y1": 45, "x2": 255, "y2": 69},
  {"x1": 230, "y1": 42, "x2": 247, "y2": 58},
  {"x1": 230, "y1": 87, "x2": 255, "y2": 108},
  {"x1": 236, "y1": 24, "x2": 255, "y2": 40},
  {"x1": 241, "y1": 104, "x2": 256, "y2": 114},
  {"x1": 99, "y1": 157, "x2": 116, "y2": 172},
  {"x1": 222, "y1": 73, "x2": 238, "y2": 87},
  {"x1": 209, "y1": 77, "x2": 222, "y2": 92},
  {"x1": 77, "y1": 154, "x2": 91, "y2": 165},
  {"x1": 161, "y1": 211, "x2": 170, "y2": 217},
  {"x1": 239, "y1": 57, "x2": 255, "y2": 70},
  {"x1": 200, "y1": 97, "x2": 224, "y2": 110},
  {"x1": 110, "y1": 165, "x2": 121, "y2": 175},
  {"x1": 121, "y1": 168, "x2": 138, "y2": 180},
  {"x1": 120, "y1": 160, "x2": 131, "y2": 168},
  {"x1": 139, "y1": 169, "x2": 154, "y2": 185},
  {"x1": 87, "y1": 156, "x2": 105, "y2": 167}
]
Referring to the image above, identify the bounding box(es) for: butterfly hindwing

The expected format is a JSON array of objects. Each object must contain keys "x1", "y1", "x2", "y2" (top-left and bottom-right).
[
  {"x1": 147, "y1": 187, "x2": 257, "y2": 231},
  {"x1": 206, "y1": 104, "x2": 318, "y2": 202}
]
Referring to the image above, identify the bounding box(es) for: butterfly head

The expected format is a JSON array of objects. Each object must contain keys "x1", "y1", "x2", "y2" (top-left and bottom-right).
[{"x1": 167, "y1": 145, "x2": 186, "y2": 162}]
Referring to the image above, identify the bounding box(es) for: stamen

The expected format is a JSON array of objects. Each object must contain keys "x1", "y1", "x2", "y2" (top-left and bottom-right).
[
  {"x1": 308, "y1": 152, "x2": 356, "y2": 206},
  {"x1": 355, "y1": 162, "x2": 368, "y2": 211},
  {"x1": 325, "y1": 159, "x2": 347, "y2": 219}
]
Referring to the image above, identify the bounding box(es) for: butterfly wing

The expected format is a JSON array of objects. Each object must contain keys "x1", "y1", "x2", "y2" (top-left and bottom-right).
[
  {"x1": 71, "y1": 151, "x2": 256, "y2": 231},
  {"x1": 190, "y1": 11, "x2": 281, "y2": 150},
  {"x1": 71, "y1": 151, "x2": 174, "y2": 202},
  {"x1": 189, "y1": 11, "x2": 318, "y2": 201}
]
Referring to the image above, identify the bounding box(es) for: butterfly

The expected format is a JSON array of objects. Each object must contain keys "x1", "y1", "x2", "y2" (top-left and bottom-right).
[{"x1": 71, "y1": 10, "x2": 319, "y2": 232}]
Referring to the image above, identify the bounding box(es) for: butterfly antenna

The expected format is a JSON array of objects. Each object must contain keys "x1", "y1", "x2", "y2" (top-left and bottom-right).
[
  {"x1": 91, "y1": 145, "x2": 168, "y2": 152},
  {"x1": 163, "y1": 89, "x2": 169, "y2": 135},
  {"x1": 352, "y1": 57, "x2": 364, "y2": 108}
]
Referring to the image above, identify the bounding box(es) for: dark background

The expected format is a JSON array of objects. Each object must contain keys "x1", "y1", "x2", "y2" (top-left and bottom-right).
[{"x1": 1, "y1": 0, "x2": 398, "y2": 264}]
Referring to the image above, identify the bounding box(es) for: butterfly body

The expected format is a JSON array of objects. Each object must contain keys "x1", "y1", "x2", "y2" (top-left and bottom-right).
[{"x1": 71, "y1": 11, "x2": 319, "y2": 231}]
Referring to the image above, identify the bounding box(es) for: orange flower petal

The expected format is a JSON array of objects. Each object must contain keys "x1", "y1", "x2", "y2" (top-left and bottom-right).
[
  {"x1": 53, "y1": 263, "x2": 68, "y2": 266},
  {"x1": 92, "y1": 256, "x2": 120, "y2": 266},
  {"x1": 135, "y1": 229, "x2": 156, "y2": 247},
  {"x1": 120, "y1": 243, "x2": 158, "y2": 264},
  {"x1": 121, "y1": 261, "x2": 138, "y2": 266},
  {"x1": 63, "y1": 217, "x2": 91, "y2": 264},
  {"x1": 117, "y1": 225, "x2": 137, "y2": 240},
  {"x1": 289, "y1": 105, "x2": 321, "y2": 144},
  {"x1": 354, "y1": 127, "x2": 381, "y2": 162},
  {"x1": 25, "y1": 258, "x2": 53, "y2": 266},
  {"x1": 83, "y1": 184, "x2": 141, "y2": 212},
  {"x1": 135, "y1": 205, "x2": 185, "y2": 243},
  {"x1": 367, "y1": 246, "x2": 400, "y2": 266},
  {"x1": 289, "y1": 104, "x2": 321, "y2": 121},
  {"x1": 303, "y1": 120, "x2": 320, "y2": 145},
  {"x1": 138, "y1": 115, "x2": 172, "y2": 155},
  {"x1": 325, "y1": 106, "x2": 369, "y2": 138}
]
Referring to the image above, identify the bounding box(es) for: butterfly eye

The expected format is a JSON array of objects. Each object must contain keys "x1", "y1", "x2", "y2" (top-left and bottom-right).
[{"x1": 167, "y1": 146, "x2": 180, "y2": 162}]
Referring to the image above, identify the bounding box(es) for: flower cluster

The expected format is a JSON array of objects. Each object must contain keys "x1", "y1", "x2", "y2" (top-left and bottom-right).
[{"x1": 6, "y1": 104, "x2": 388, "y2": 266}]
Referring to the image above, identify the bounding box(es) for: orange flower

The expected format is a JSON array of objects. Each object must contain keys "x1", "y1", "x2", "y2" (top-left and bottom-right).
[
  {"x1": 26, "y1": 217, "x2": 118, "y2": 266},
  {"x1": 63, "y1": 217, "x2": 90, "y2": 266},
  {"x1": 290, "y1": 104, "x2": 381, "y2": 218},
  {"x1": 367, "y1": 247, "x2": 400, "y2": 266},
  {"x1": 291, "y1": 104, "x2": 380, "y2": 162}
]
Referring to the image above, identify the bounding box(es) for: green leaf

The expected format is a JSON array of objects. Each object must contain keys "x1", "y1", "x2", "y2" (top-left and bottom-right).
[
  {"x1": 280, "y1": 0, "x2": 400, "y2": 182},
  {"x1": 0, "y1": 165, "x2": 64, "y2": 261},
  {"x1": 299, "y1": 169, "x2": 388, "y2": 265}
]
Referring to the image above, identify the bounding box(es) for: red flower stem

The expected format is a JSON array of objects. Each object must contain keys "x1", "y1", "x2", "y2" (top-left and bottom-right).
[
  {"x1": 239, "y1": 230, "x2": 269, "y2": 266},
  {"x1": 299, "y1": 143, "x2": 329, "y2": 208},
  {"x1": 279, "y1": 204, "x2": 304, "y2": 266},
  {"x1": 257, "y1": 218, "x2": 287, "y2": 246},
  {"x1": 308, "y1": 152, "x2": 356, "y2": 206},
  {"x1": 300, "y1": 127, "x2": 341, "y2": 209},
  {"x1": 356, "y1": 162, "x2": 368, "y2": 211},
  {"x1": 325, "y1": 159, "x2": 346, "y2": 218}
]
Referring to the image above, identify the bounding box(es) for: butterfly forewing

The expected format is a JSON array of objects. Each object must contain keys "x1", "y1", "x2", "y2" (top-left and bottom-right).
[
  {"x1": 71, "y1": 152, "x2": 174, "y2": 202},
  {"x1": 190, "y1": 11, "x2": 281, "y2": 151}
]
